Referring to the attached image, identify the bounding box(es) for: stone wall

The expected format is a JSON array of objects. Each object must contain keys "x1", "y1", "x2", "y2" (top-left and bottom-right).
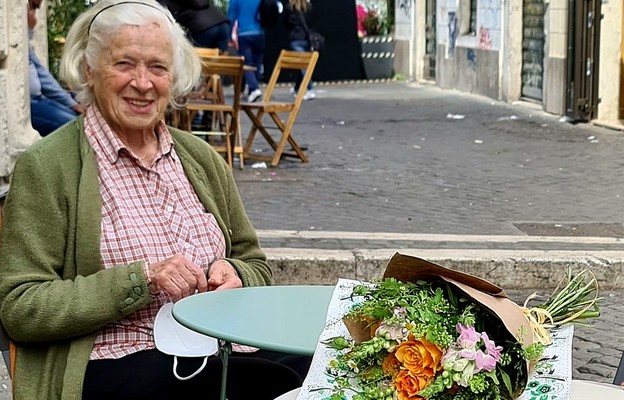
[{"x1": 0, "y1": 0, "x2": 40, "y2": 189}]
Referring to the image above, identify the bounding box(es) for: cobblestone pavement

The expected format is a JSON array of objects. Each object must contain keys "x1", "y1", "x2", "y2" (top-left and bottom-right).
[
  {"x1": 2, "y1": 82, "x2": 624, "y2": 398},
  {"x1": 234, "y1": 82, "x2": 624, "y2": 236}
]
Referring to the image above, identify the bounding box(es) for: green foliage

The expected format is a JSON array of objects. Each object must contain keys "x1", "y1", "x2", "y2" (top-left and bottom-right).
[
  {"x1": 385, "y1": 0, "x2": 394, "y2": 34},
  {"x1": 46, "y1": 0, "x2": 92, "y2": 79}
]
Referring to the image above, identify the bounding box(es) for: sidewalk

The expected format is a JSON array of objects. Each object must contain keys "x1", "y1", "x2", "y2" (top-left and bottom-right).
[{"x1": 1, "y1": 81, "x2": 623, "y2": 399}]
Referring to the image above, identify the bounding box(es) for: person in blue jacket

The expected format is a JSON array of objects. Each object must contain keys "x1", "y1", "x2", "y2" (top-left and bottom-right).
[
  {"x1": 227, "y1": 0, "x2": 266, "y2": 102},
  {"x1": 28, "y1": 0, "x2": 86, "y2": 136}
]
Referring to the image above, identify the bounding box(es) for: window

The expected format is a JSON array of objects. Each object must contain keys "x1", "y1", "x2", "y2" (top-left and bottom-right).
[
  {"x1": 469, "y1": 0, "x2": 477, "y2": 34},
  {"x1": 459, "y1": 0, "x2": 477, "y2": 35}
]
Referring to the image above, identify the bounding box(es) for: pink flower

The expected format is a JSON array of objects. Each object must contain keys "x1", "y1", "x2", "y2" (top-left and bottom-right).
[
  {"x1": 457, "y1": 324, "x2": 480, "y2": 348},
  {"x1": 441, "y1": 324, "x2": 503, "y2": 382},
  {"x1": 474, "y1": 350, "x2": 497, "y2": 372},
  {"x1": 356, "y1": 4, "x2": 367, "y2": 37},
  {"x1": 482, "y1": 332, "x2": 503, "y2": 360}
]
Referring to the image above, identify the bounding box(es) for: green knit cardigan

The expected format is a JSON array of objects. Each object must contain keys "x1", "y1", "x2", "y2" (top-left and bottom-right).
[{"x1": 0, "y1": 117, "x2": 272, "y2": 399}]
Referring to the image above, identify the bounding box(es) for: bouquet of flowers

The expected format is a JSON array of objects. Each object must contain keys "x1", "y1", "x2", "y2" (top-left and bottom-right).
[{"x1": 321, "y1": 253, "x2": 601, "y2": 400}]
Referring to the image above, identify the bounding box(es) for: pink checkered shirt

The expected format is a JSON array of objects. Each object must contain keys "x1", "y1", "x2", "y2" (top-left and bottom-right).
[{"x1": 84, "y1": 106, "x2": 230, "y2": 360}]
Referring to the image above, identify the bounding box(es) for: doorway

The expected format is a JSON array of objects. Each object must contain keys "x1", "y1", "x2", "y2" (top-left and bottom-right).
[
  {"x1": 565, "y1": 0, "x2": 601, "y2": 121},
  {"x1": 423, "y1": 0, "x2": 437, "y2": 80}
]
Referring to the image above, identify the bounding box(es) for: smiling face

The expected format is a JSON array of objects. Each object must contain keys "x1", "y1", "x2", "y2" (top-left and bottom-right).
[{"x1": 85, "y1": 23, "x2": 173, "y2": 137}]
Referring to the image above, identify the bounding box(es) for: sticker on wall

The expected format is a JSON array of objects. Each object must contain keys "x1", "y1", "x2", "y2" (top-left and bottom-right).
[
  {"x1": 447, "y1": 11, "x2": 457, "y2": 59},
  {"x1": 467, "y1": 48, "x2": 476, "y2": 71},
  {"x1": 479, "y1": 26, "x2": 492, "y2": 49}
]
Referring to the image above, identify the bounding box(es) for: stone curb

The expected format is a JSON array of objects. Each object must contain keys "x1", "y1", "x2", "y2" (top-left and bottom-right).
[{"x1": 267, "y1": 248, "x2": 624, "y2": 290}]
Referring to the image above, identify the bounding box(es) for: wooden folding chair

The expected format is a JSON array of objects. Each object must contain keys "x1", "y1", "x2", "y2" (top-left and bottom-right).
[
  {"x1": 179, "y1": 55, "x2": 245, "y2": 168},
  {"x1": 240, "y1": 50, "x2": 319, "y2": 167},
  {"x1": 167, "y1": 48, "x2": 221, "y2": 129},
  {"x1": 195, "y1": 47, "x2": 220, "y2": 58}
]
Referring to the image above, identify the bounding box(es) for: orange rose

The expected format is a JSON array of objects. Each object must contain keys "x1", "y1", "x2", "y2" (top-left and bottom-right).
[
  {"x1": 394, "y1": 337, "x2": 443, "y2": 378},
  {"x1": 394, "y1": 369, "x2": 430, "y2": 400},
  {"x1": 392, "y1": 337, "x2": 443, "y2": 398},
  {"x1": 382, "y1": 353, "x2": 401, "y2": 377}
]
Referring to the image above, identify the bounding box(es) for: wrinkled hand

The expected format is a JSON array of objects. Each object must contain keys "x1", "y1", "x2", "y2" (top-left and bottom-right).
[
  {"x1": 147, "y1": 255, "x2": 208, "y2": 301},
  {"x1": 207, "y1": 259, "x2": 242, "y2": 291}
]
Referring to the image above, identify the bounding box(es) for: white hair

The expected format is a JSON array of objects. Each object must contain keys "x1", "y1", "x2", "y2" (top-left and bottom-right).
[{"x1": 60, "y1": 0, "x2": 202, "y2": 108}]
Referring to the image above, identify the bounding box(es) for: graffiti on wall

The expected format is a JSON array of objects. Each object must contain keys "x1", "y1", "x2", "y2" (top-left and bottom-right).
[
  {"x1": 467, "y1": 48, "x2": 476, "y2": 71},
  {"x1": 447, "y1": 11, "x2": 457, "y2": 59},
  {"x1": 479, "y1": 26, "x2": 492, "y2": 49}
]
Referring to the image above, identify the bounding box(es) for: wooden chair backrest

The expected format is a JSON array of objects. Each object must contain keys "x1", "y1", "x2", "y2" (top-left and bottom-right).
[
  {"x1": 185, "y1": 55, "x2": 246, "y2": 168},
  {"x1": 197, "y1": 55, "x2": 245, "y2": 110},
  {"x1": 194, "y1": 47, "x2": 220, "y2": 59},
  {"x1": 263, "y1": 50, "x2": 319, "y2": 102}
]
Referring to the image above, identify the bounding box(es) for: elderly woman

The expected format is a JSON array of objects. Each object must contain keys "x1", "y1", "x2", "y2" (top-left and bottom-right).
[{"x1": 0, "y1": 0, "x2": 307, "y2": 399}]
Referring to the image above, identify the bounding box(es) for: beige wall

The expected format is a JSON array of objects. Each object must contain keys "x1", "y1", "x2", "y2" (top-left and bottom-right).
[
  {"x1": 500, "y1": 0, "x2": 523, "y2": 101},
  {"x1": 541, "y1": 0, "x2": 568, "y2": 115},
  {"x1": 0, "y1": 0, "x2": 40, "y2": 186},
  {"x1": 596, "y1": 0, "x2": 623, "y2": 126}
]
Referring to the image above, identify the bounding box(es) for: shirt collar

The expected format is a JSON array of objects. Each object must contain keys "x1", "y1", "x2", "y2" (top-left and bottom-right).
[{"x1": 84, "y1": 105, "x2": 175, "y2": 165}]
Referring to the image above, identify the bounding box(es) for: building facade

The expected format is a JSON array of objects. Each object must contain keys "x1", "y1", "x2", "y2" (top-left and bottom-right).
[{"x1": 394, "y1": 0, "x2": 624, "y2": 129}]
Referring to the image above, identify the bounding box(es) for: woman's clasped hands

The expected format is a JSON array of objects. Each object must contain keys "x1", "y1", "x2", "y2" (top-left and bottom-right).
[{"x1": 147, "y1": 255, "x2": 242, "y2": 300}]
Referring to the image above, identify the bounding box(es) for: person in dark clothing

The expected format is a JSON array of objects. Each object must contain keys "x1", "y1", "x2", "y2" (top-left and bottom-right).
[
  {"x1": 283, "y1": 0, "x2": 317, "y2": 100},
  {"x1": 159, "y1": 0, "x2": 231, "y2": 53}
]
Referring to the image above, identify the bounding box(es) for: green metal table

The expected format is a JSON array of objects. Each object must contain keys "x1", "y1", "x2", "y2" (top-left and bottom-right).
[{"x1": 172, "y1": 285, "x2": 334, "y2": 400}]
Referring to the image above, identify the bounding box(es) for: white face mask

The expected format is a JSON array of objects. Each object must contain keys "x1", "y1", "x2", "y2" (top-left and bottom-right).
[{"x1": 154, "y1": 302, "x2": 219, "y2": 381}]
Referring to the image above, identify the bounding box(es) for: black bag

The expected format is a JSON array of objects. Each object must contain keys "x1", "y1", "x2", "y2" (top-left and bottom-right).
[
  {"x1": 308, "y1": 30, "x2": 325, "y2": 51},
  {"x1": 298, "y1": 12, "x2": 325, "y2": 51},
  {"x1": 257, "y1": 0, "x2": 283, "y2": 28}
]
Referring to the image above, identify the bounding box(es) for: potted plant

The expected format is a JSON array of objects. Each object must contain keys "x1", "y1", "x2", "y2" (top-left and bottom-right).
[{"x1": 357, "y1": 1, "x2": 395, "y2": 80}]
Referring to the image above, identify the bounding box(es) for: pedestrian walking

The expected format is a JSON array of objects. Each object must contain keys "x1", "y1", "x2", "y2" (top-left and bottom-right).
[
  {"x1": 227, "y1": 0, "x2": 265, "y2": 102},
  {"x1": 283, "y1": 0, "x2": 318, "y2": 100}
]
